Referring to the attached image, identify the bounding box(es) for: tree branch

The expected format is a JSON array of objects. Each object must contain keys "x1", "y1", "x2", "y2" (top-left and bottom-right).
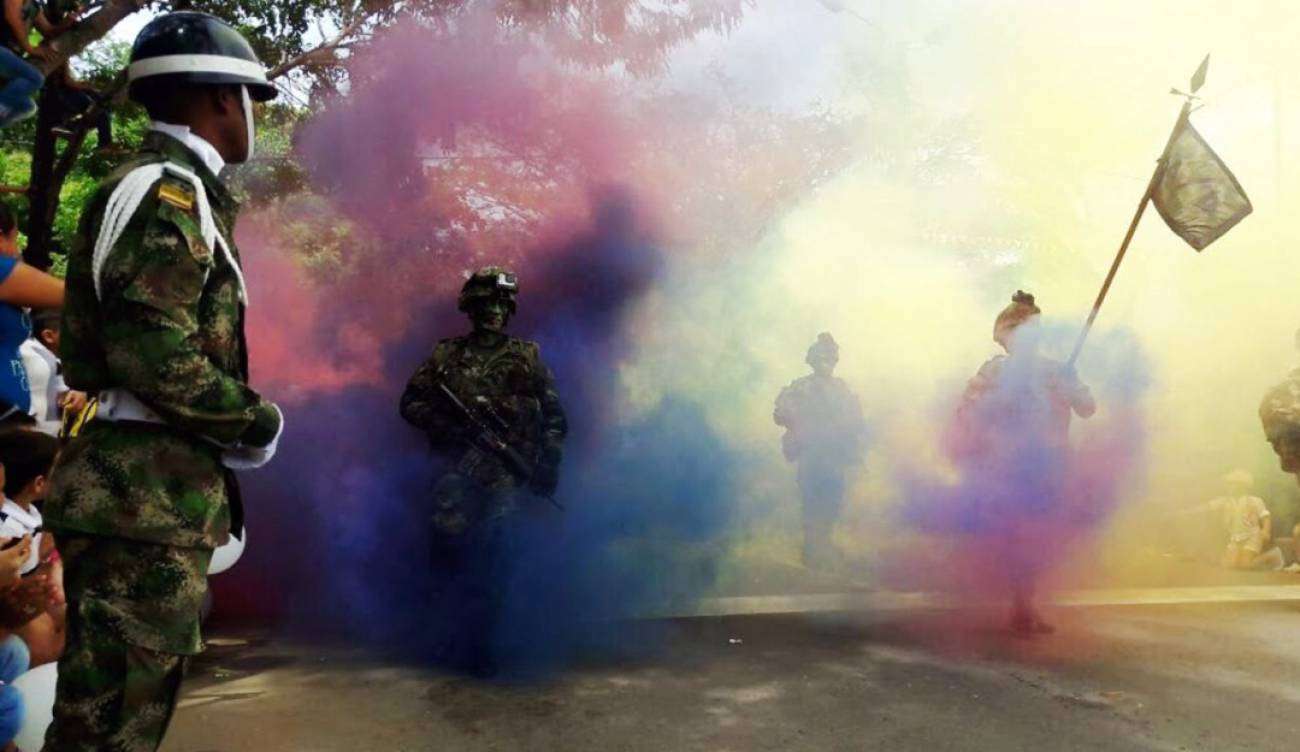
[
  {"x1": 34, "y1": 0, "x2": 148, "y2": 77},
  {"x1": 50, "y1": 73, "x2": 127, "y2": 187},
  {"x1": 267, "y1": 14, "x2": 373, "y2": 81}
]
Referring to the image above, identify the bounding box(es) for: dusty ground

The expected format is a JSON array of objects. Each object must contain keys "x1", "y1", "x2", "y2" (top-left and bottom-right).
[{"x1": 165, "y1": 598, "x2": 1300, "y2": 752}]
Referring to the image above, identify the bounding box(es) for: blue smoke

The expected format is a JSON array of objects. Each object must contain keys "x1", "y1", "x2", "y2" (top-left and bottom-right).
[{"x1": 222, "y1": 189, "x2": 743, "y2": 678}]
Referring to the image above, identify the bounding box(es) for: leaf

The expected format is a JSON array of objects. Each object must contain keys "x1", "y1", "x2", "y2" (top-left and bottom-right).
[{"x1": 1190, "y1": 53, "x2": 1210, "y2": 93}]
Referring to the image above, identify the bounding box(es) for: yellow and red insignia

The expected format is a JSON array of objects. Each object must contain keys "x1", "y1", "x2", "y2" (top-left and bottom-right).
[{"x1": 158, "y1": 182, "x2": 196, "y2": 212}]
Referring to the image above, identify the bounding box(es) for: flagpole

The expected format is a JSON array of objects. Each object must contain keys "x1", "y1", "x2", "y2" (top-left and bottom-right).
[{"x1": 1065, "y1": 99, "x2": 1192, "y2": 368}]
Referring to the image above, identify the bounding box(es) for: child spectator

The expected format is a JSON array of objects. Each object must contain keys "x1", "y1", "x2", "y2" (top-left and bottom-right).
[
  {"x1": 0, "y1": 480, "x2": 40, "y2": 750},
  {"x1": 1181, "y1": 470, "x2": 1285, "y2": 570},
  {"x1": 21, "y1": 308, "x2": 85, "y2": 436},
  {"x1": 0, "y1": 429, "x2": 63, "y2": 667}
]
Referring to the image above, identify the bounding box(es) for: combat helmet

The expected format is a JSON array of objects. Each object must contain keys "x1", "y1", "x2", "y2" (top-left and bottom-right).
[
  {"x1": 128, "y1": 12, "x2": 277, "y2": 103},
  {"x1": 458, "y1": 266, "x2": 519, "y2": 314},
  {"x1": 805, "y1": 332, "x2": 839, "y2": 367}
]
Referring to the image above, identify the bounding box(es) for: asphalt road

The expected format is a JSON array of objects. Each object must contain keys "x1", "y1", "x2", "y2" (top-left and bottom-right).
[{"x1": 164, "y1": 599, "x2": 1300, "y2": 752}]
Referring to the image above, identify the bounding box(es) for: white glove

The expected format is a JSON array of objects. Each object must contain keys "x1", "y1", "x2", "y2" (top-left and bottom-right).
[{"x1": 221, "y1": 405, "x2": 284, "y2": 470}]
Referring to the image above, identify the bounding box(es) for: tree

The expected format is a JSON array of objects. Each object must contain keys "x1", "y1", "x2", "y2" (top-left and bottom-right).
[{"x1": 6, "y1": 0, "x2": 753, "y2": 267}]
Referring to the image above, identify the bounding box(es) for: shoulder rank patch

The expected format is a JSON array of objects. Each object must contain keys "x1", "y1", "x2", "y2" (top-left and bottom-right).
[{"x1": 158, "y1": 182, "x2": 196, "y2": 213}]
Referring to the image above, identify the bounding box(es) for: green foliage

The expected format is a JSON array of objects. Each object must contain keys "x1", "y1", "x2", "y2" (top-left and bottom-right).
[
  {"x1": 69, "y1": 39, "x2": 131, "y2": 86},
  {"x1": 274, "y1": 192, "x2": 361, "y2": 278},
  {"x1": 8, "y1": 0, "x2": 770, "y2": 273},
  {"x1": 48, "y1": 252, "x2": 68, "y2": 279},
  {"x1": 230, "y1": 102, "x2": 309, "y2": 203},
  {"x1": 0, "y1": 151, "x2": 31, "y2": 189}
]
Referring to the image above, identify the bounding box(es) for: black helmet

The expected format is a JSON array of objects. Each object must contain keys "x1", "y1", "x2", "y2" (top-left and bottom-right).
[
  {"x1": 128, "y1": 12, "x2": 277, "y2": 103},
  {"x1": 458, "y1": 266, "x2": 519, "y2": 314}
]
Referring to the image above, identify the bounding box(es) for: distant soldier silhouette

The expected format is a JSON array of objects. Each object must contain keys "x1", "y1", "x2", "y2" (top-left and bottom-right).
[{"x1": 774, "y1": 333, "x2": 867, "y2": 569}]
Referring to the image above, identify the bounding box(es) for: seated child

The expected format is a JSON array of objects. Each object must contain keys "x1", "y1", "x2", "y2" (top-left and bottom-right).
[
  {"x1": 1203, "y1": 470, "x2": 1283, "y2": 571},
  {"x1": 0, "y1": 429, "x2": 64, "y2": 667}
]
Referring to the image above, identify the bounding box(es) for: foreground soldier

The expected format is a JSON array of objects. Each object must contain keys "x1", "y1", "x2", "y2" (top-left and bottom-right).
[
  {"x1": 400, "y1": 267, "x2": 566, "y2": 674},
  {"x1": 773, "y1": 332, "x2": 867, "y2": 569},
  {"x1": 44, "y1": 13, "x2": 283, "y2": 750},
  {"x1": 954, "y1": 291, "x2": 1094, "y2": 636},
  {"x1": 1260, "y1": 328, "x2": 1300, "y2": 483}
]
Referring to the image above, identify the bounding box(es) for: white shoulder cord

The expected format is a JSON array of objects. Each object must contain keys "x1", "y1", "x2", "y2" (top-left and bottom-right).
[
  {"x1": 91, "y1": 162, "x2": 249, "y2": 306},
  {"x1": 88, "y1": 155, "x2": 278, "y2": 470}
]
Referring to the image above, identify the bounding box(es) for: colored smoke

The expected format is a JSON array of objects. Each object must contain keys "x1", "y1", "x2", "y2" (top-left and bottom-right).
[
  {"x1": 211, "y1": 0, "x2": 1300, "y2": 660},
  {"x1": 219, "y1": 14, "x2": 747, "y2": 672},
  {"x1": 887, "y1": 322, "x2": 1150, "y2": 599}
]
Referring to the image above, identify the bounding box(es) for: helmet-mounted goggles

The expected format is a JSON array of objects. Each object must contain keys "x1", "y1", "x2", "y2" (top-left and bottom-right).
[{"x1": 493, "y1": 272, "x2": 518, "y2": 292}]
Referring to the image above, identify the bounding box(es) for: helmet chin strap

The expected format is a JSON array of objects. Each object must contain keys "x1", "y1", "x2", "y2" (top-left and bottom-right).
[{"x1": 237, "y1": 84, "x2": 255, "y2": 164}]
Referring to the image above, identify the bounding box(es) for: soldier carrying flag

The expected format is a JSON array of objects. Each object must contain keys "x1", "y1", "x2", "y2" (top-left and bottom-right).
[{"x1": 959, "y1": 56, "x2": 1254, "y2": 637}]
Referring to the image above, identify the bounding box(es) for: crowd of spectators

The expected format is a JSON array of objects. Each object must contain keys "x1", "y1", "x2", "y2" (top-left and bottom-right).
[{"x1": 0, "y1": 199, "x2": 75, "y2": 750}]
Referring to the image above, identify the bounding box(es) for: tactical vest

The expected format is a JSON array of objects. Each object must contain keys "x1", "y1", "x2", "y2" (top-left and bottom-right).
[{"x1": 435, "y1": 335, "x2": 548, "y2": 458}]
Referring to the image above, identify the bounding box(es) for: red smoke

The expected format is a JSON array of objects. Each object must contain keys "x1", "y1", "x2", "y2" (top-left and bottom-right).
[{"x1": 218, "y1": 13, "x2": 685, "y2": 624}]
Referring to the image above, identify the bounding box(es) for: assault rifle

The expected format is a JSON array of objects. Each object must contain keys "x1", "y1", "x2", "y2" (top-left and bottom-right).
[{"x1": 437, "y1": 382, "x2": 564, "y2": 511}]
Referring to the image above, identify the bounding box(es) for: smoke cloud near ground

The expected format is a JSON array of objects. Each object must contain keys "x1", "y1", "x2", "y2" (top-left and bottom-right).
[
  {"x1": 219, "y1": 14, "x2": 751, "y2": 671},
  {"x1": 215, "y1": 0, "x2": 1300, "y2": 666}
]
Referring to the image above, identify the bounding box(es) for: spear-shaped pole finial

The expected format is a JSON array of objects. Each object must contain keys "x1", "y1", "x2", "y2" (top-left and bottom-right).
[{"x1": 1190, "y1": 53, "x2": 1210, "y2": 94}]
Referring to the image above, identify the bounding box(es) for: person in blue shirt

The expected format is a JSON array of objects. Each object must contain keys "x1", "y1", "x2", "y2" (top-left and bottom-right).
[{"x1": 0, "y1": 203, "x2": 64, "y2": 423}]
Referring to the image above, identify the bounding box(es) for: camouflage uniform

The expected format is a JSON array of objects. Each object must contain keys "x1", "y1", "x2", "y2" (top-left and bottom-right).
[
  {"x1": 399, "y1": 270, "x2": 566, "y2": 672},
  {"x1": 400, "y1": 333, "x2": 567, "y2": 534},
  {"x1": 1261, "y1": 367, "x2": 1300, "y2": 477},
  {"x1": 774, "y1": 334, "x2": 866, "y2": 567},
  {"x1": 43, "y1": 130, "x2": 281, "y2": 751},
  {"x1": 958, "y1": 353, "x2": 1093, "y2": 452}
]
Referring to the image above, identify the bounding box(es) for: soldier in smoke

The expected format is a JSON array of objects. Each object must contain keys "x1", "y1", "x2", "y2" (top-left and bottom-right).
[
  {"x1": 774, "y1": 332, "x2": 867, "y2": 569},
  {"x1": 1260, "y1": 328, "x2": 1300, "y2": 483},
  {"x1": 952, "y1": 291, "x2": 1095, "y2": 635},
  {"x1": 400, "y1": 266, "x2": 567, "y2": 674}
]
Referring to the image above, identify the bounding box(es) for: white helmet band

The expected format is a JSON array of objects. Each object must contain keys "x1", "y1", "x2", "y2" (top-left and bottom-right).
[{"x1": 128, "y1": 54, "x2": 269, "y2": 85}]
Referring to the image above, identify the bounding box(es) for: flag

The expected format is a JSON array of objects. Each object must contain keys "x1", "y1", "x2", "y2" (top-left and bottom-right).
[{"x1": 1150, "y1": 118, "x2": 1252, "y2": 251}]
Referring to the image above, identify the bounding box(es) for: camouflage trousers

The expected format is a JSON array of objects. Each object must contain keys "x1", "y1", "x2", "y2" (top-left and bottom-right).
[
  {"x1": 796, "y1": 462, "x2": 847, "y2": 567},
  {"x1": 427, "y1": 473, "x2": 537, "y2": 674},
  {"x1": 430, "y1": 471, "x2": 523, "y2": 537},
  {"x1": 43, "y1": 533, "x2": 211, "y2": 752}
]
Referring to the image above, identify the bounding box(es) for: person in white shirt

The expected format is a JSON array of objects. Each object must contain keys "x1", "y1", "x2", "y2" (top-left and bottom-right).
[
  {"x1": 1184, "y1": 470, "x2": 1285, "y2": 570},
  {"x1": 0, "y1": 428, "x2": 64, "y2": 666},
  {"x1": 20, "y1": 309, "x2": 87, "y2": 436}
]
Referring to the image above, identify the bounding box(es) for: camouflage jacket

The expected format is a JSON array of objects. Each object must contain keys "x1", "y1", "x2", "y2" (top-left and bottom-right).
[
  {"x1": 400, "y1": 333, "x2": 567, "y2": 487},
  {"x1": 773, "y1": 375, "x2": 866, "y2": 466},
  {"x1": 954, "y1": 353, "x2": 1094, "y2": 456},
  {"x1": 1261, "y1": 367, "x2": 1300, "y2": 445},
  {"x1": 46, "y1": 132, "x2": 281, "y2": 550}
]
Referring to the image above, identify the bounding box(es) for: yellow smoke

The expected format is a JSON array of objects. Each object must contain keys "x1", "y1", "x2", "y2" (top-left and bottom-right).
[{"x1": 621, "y1": 0, "x2": 1300, "y2": 587}]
